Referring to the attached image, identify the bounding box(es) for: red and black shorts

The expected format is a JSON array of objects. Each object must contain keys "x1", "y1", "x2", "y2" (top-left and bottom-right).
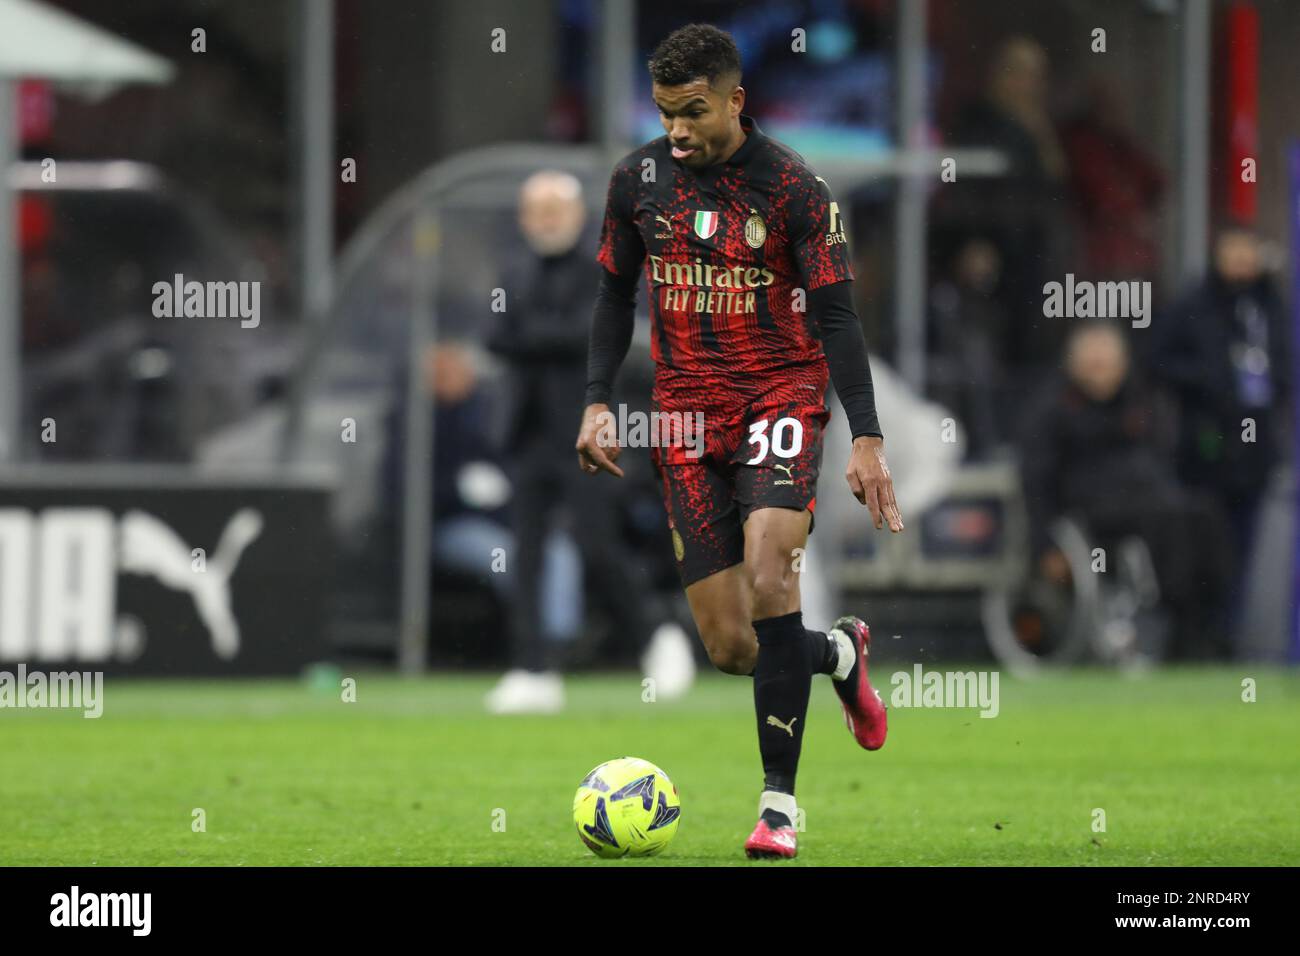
[{"x1": 650, "y1": 398, "x2": 830, "y2": 588}]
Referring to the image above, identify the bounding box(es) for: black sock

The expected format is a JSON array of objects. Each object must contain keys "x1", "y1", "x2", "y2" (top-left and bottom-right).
[
  {"x1": 747, "y1": 631, "x2": 837, "y2": 677},
  {"x1": 752, "y1": 610, "x2": 815, "y2": 798}
]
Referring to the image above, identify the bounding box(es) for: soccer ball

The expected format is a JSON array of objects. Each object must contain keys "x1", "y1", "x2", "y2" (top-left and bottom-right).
[{"x1": 573, "y1": 757, "x2": 681, "y2": 858}]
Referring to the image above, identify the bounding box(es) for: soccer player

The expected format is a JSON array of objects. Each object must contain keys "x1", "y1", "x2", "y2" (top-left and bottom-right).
[{"x1": 575, "y1": 23, "x2": 904, "y2": 859}]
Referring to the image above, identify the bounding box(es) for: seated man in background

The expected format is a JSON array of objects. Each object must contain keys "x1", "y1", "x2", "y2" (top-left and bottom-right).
[
  {"x1": 1019, "y1": 320, "x2": 1231, "y2": 660},
  {"x1": 424, "y1": 342, "x2": 584, "y2": 661}
]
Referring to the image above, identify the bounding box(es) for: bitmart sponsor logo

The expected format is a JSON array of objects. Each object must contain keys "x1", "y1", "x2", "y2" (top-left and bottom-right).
[
  {"x1": 151, "y1": 272, "x2": 261, "y2": 328},
  {"x1": 50, "y1": 886, "x2": 150, "y2": 936},
  {"x1": 0, "y1": 664, "x2": 103, "y2": 718},
  {"x1": 1042, "y1": 273, "x2": 1151, "y2": 328},
  {"x1": 889, "y1": 664, "x2": 1000, "y2": 718},
  {"x1": 594, "y1": 404, "x2": 705, "y2": 459}
]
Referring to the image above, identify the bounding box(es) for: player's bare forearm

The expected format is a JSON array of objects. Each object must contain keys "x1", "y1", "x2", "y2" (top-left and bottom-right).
[
  {"x1": 575, "y1": 403, "x2": 625, "y2": 478},
  {"x1": 845, "y1": 435, "x2": 904, "y2": 532}
]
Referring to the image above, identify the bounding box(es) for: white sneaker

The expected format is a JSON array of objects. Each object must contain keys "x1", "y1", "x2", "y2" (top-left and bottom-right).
[
  {"x1": 640, "y1": 622, "x2": 697, "y2": 700},
  {"x1": 485, "y1": 669, "x2": 565, "y2": 714}
]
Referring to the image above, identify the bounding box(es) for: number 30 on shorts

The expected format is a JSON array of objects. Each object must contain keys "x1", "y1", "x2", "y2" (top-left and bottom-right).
[{"x1": 745, "y1": 416, "x2": 804, "y2": 464}]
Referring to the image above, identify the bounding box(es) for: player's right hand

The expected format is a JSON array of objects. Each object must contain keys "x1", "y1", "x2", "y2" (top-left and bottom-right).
[{"x1": 576, "y1": 403, "x2": 624, "y2": 478}]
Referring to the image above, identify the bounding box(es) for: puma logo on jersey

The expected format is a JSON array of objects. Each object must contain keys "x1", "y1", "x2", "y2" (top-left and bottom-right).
[
  {"x1": 654, "y1": 215, "x2": 674, "y2": 239},
  {"x1": 766, "y1": 714, "x2": 798, "y2": 737},
  {"x1": 773, "y1": 462, "x2": 795, "y2": 486}
]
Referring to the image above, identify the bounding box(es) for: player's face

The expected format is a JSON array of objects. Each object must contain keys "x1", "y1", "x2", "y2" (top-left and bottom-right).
[{"x1": 652, "y1": 78, "x2": 740, "y2": 169}]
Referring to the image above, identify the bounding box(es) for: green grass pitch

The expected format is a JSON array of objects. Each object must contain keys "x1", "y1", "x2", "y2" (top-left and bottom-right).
[{"x1": 2, "y1": 667, "x2": 1297, "y2": 865}]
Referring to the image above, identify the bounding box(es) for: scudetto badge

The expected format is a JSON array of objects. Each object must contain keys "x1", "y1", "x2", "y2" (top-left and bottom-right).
[{"x1": 744, "y1": 212, "x2": 767, "y2": 249}]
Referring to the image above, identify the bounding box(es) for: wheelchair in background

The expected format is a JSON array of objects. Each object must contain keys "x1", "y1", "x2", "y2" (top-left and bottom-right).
[
  {"x1": 981, "y1": 515, "x2": 1170, "y2": 674},
  {"x1": 835, "y1": 461, "x2": 1171, "y2": 676}
]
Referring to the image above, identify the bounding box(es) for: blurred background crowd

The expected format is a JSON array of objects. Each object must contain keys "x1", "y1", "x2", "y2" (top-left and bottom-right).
[{"x1": 4, "y1": 0, "x2": 1299, "y2": 697}]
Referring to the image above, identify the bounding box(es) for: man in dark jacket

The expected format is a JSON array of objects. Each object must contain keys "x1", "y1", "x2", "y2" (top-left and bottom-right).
[
  {"x1": 1021, "y1": 320, "x2": 1231, "y2": 659},
  {"x1": 1149, "y1": 225, "x2": 1289, "y2": 574}
]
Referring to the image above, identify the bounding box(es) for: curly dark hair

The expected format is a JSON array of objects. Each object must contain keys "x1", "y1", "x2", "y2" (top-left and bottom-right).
[{"x1": 647, "y1": 23, "x2": 742, "y2": 90}]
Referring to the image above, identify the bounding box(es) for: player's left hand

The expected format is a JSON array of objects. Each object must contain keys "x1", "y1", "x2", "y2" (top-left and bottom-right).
[{"x1": 845, "y1": 436, "x2": 904, "y2": 532}]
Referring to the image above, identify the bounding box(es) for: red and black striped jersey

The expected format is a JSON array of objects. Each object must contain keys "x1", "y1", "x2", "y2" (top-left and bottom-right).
[{"x1": 596, "y1": 113, "x2": 854, "y2": 417}]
